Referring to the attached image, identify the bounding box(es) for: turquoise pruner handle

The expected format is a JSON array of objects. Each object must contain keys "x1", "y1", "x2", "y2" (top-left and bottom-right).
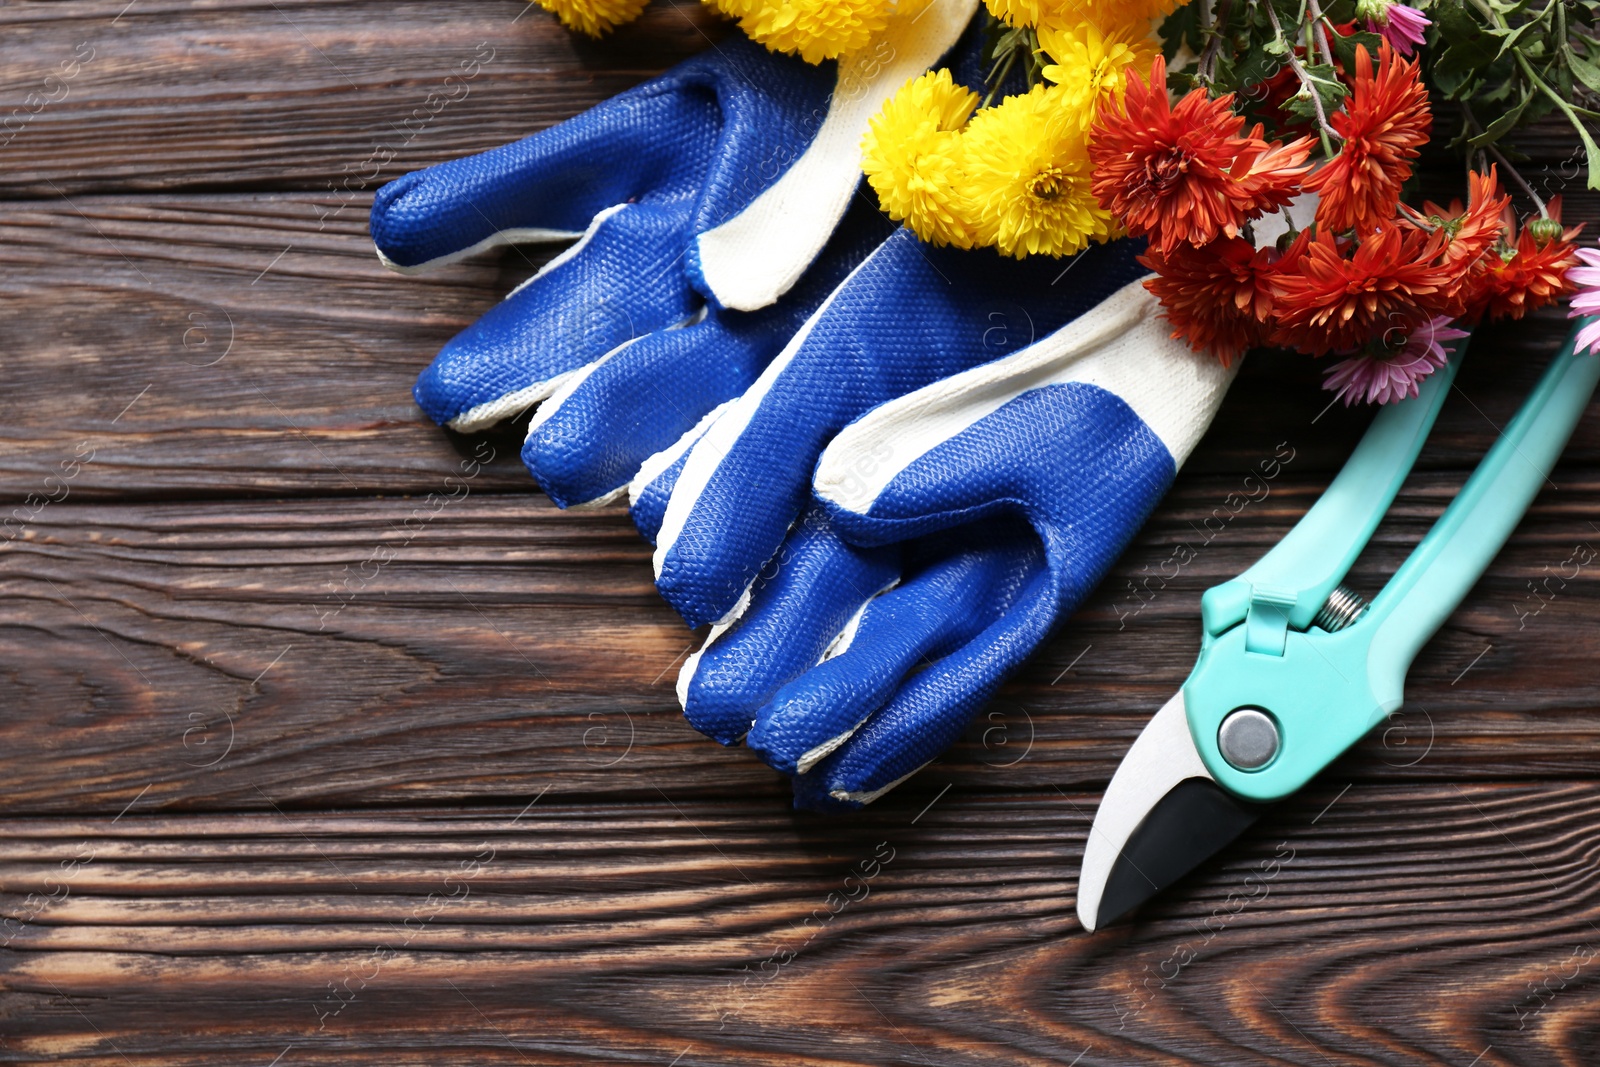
[
  {"x1": 1186, "y1": 319, "x2": 1599, "y2": 803},
  {"x1": 1199, "y1": 345, "x2": 1462, "y2": 646},
  {"x1": 1363, "y1": 317, "x2": 1600, "y2": 708}
]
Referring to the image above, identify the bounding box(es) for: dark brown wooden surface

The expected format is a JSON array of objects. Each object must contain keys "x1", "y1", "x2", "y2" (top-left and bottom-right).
[{"x1": 2, "y1": 2, "x2": 1599, "y2": 1064}]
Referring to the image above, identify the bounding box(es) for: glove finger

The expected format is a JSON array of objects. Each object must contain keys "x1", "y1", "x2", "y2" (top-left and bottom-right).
[
  {"x1": 652, "y1": 232, "x2": 1149, "y2": 628},
  {"x1": 413, "y1": 200, "x2": 700, "y2": 432},
  {"x1": 678, "y1": 509, "x2": 899, "y2": 746},
  {"x1": 525, "y1": 197, "x2": 898, "y2": 508},
  {"x1": 745, "y1": 527, "x2": 1042, "y2": 775},
  {"x1": 805, "y1": 570, "x2": 1058, "y2": 808},
  {"x1": 371, "y1": 73, "x2": 720, "y2": 272},
  {"x1": 627, "y1": 405, "x2": 719, "y2": 546},
  {"x1": 522, "y1": 313, "x2": 766, "y2": 508}
]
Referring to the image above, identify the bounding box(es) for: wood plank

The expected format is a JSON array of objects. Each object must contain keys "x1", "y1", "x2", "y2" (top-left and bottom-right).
[
  {"x1": 1, "y1": 451, "x2": 1596, "y2": 814},
  {"x1": 0, "y1": 0, "x2": 723, "y2": 197},
  {"x1": 5, "y1": 3, "x2": 1599, "y2": 1065},
  {"x1": 0, "y1": 0, "x2": 1584, "y2": 197},
  {"x1": 2, "y1": 189, "x2": 1598, "y2": 500},
  {"x1": 2, "y1": 784, "x2": 1599, "y2": 1064},
  {"x1": 0, "y1": 192, "x2": 551, "y2": 498}
]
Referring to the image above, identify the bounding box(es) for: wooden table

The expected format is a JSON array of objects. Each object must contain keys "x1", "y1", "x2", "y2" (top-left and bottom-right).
[{"x1": 2, "y1": 2, "x2": 1598, "y2": 1063}]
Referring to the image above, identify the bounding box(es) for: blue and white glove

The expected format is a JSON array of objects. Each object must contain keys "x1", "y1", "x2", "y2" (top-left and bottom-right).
[
  {"x1": 648, "y1": 232, "x2": 1162, "y2": 625},
  {"x1": 656, "y1": 246, "x2": 1237, "y2": 807},
  {"x1": 369, "y1": 1, "x2": 978, "y2": 508}
]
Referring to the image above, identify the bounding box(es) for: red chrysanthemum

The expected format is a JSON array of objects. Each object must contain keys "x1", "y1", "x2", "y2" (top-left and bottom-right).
[
  {"x1": 1303, "y1": 42, "x2": 1431, "y2": 234},
  {"x1": 1090, "y1": 56, "x2": 1313, "y2": 256},
  {"x1": 1418, "y1": 168, "x2": 1512, "y2": 279},
  {"x1": 1405, "y1": 168, "x2": 1514, "y2": 317},
  {"x1": 1270, "y1": 225, "x2": 1456, "y2": 354},
  {"x1": 1140, "y1": 236, "x2": 1279, "y2": 366},
  {"x1": 1467, "y1": 198, "x2": 1585, "y2": 322}
]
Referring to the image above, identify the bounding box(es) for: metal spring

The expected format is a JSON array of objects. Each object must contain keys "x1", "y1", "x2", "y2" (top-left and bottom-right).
[{"x1": 1313, "y1": 584, "x2": 1369, "y2": 633}]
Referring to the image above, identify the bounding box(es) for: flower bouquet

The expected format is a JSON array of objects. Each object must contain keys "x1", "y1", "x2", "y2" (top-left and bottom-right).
[{"x1": 536, "y1": 0, "x2": 1600, "y2": 405}]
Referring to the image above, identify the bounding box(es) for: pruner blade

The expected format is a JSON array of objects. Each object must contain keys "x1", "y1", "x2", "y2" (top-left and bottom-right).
[{"x1": 1076, "y1": 691, "x2": 1264, "y2": 932}]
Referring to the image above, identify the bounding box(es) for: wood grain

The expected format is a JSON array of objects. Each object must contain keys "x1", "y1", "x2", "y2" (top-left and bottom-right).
[
  {"x1": 0, "y1": 463, "x2": 1595, "y2": 814},
  {"x1": 3, "y1": 1, "x2": 1600, "y2": 1063},
  {"x1": 2, "y1": 784, "x2": 1599, "y2": 1066},
  {"x1": 0, "y1": 0, "x2": 724, "y2": 197},
  {"x1": 0, "y1": 192, "x2": 550, "y2": 498}
]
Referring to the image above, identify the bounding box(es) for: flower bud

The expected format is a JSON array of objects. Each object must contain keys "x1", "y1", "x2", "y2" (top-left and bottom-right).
[
  {"x1": 1528, "y1": 217, "x2": 1564, "y2": 246},
  {"x1": 1356, "y1": 0, "x2": 1391, "y2": 27}
]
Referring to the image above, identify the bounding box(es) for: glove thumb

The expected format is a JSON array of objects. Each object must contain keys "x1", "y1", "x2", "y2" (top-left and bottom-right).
[{"x1": 812, "y1": 281, "x2": 1237, "y2": 549}]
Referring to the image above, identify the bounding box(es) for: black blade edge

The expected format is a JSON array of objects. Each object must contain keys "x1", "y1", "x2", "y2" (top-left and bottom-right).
[{"x1": 1093, "y1": 777, "x2": 1265, "y2": 930}]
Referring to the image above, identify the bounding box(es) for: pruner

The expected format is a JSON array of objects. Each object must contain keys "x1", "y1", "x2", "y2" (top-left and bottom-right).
[{"x1": 1077, "y1": 318, "x2": 1600, "y2": 932}]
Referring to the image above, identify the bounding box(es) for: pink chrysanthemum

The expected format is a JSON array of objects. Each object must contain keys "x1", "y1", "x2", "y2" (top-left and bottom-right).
[
  {"x1": 1322, "y1": 314, "x2": 1469, "y2": 405},
  {"x1": 1571, "y1": 247, "x2": 1600, "y2": 356},
  {"x1": 1365, "y1": 2, "x2": 1429, "y2": 57}
]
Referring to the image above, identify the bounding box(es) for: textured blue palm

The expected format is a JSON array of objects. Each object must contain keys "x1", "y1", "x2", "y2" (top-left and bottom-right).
[
  {"x1": 655, "y1": 233, "x2": 1149, "y2": 629},
  {"x1": 524, "y1": 200, "x2": 894, "y2": 508},
  {"x1": 684, "y1": 379, "x2": 1179, "y2": 810}
]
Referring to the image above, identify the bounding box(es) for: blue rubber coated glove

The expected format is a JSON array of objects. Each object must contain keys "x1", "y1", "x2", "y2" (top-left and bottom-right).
[
  {"x1": 650, "y1": 232, "x2": 1162, "y2": 627},
  {"x1": 664, "y1": 268, "x2": 1237, "y2": 808},
  {"x1": 369, "y1": 1, "x2": 978, "y2": 508}
]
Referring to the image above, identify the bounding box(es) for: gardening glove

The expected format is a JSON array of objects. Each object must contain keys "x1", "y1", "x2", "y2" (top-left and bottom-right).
[
  {"x1": 661, "y1": 264, "x2": 1236, "y2": 808},
  {"x1": 648, "y1": 230, "x2": 1164, "y2": 627},
  {"x1": 369, "y1": 0, "x2": 979, "y2": 507}
]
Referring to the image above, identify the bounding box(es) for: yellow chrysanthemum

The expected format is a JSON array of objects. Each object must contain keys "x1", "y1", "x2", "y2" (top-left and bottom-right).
[
  {"x1": 985, "y1": 0, "x2": 1184, "y2": 30},
  {"x1": 1038, "y1": 19, "x2": 1159, "y2": 129},
  {"x1": 956, "y1": 83, "x2": 1118, "y2": 257},
  {"x1": 535, "y1": 0, "x2": 651, "y2": 36},
  {"x1": 861, "y1": 69, "x2": 982, "y2": 248},
  {"x1": 707, "y1": 0, "x2": 926, "y2": 64}
]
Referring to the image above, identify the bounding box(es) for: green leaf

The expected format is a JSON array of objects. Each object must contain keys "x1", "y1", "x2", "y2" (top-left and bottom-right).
[
  {"x1": 1478, "y1": 71, "x2": 1518, "y2": 102},
  {"x1": 1330, "y1": 29, "x2": 1385, "y2": 68},
  {"x1": 1574, "y1": 121, "x2": 1600, "y2": 189},
  {"x1": 1158, "y1": 2, "x2": 1203, "y2": 61},
  {"x1": 1432, "y1": 0, "x2": 1491, "y2": 44},
  {"x1": 1567, "y1": 47, "x2": 1600, "y2": 94},
  {"x1": 1520, "y1": 94, "x2": 1556, "y2": 125},
  {"x1": 1467, "y1": 90, "x2": 1532, "y2": 144},
  {"x1": 1518, "y1": 50, "x2": 1600, "y2": 189},
  {"x1": 1496, "y1": 12, "x2": 1553, "y2": 60},
  {"x1": 1435, "y1": 32, "x2": 1505, "y2": 79},
  {"x1": 1233, "y1": 48, "x2": 1286, "y2": 90}
]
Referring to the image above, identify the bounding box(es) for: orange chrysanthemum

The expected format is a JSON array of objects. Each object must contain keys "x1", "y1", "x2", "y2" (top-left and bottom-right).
[
  {"x1": 1089, "y1": 56, "x2": 1313, "y2": 255},
  {"x1": 1465, "y1": 197, "x2": 1585, "y2": 322},
  {"x1": 1271, "y1": 225, "x2": 1455, "y2": 354},
  {"x1": 1415, "y1": 168, "x2": 1513, "y2": 287},
  {"x1": 1141, "y1": 237, "x2": 1278, "y2": 366},
  {"x1": 1303, "y1": 42, "x2": 1430, "y2": 234}
]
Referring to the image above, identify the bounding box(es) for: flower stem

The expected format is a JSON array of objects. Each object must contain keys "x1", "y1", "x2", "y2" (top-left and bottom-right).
[
  {"x1": 1457, "y1": 99, "x2": 1547, "y2": 214},
  {"x1": 1515, "y1": 49, "x2": 1600, "y2": 191},
  {"x1": 1304, "y1": 0, "x2": 1336, "y2": 68},
  {"x1": 1490, "y1": 143, "x2": 1549, "y2": 215},
  {"x1": 1263, "y1": 0, "x2": 1341, "y2": 153},
  {"x1": 1199, "y1": 0, "x2": 1234, "y2": 85}
]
